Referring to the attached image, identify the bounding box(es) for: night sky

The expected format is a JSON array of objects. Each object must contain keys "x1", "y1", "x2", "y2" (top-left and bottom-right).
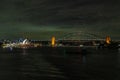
[{"x1": 0, "y1": 0, "x2": 120, "y2": 40}]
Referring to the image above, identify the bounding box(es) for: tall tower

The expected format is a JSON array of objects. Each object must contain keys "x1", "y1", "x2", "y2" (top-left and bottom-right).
[{"x1": 51, "y1": 36, "x2": 56, "y2": 47}]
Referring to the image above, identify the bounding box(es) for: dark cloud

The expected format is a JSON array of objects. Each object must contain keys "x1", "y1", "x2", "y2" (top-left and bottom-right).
[
  {"x1": 0, "y1": 0, "x2": 120, "y2": 39},
  {"x1": 18, "y1": 0, "x2": 120, "y2": 25},
  {"x1": 0, "y1": 0, "x2": 120, "y2": 24}
]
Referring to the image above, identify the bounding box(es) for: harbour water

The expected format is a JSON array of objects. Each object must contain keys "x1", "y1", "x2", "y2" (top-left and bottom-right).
[{"x1": 0, "y1": 47, "x2": 119, "y2": 80}]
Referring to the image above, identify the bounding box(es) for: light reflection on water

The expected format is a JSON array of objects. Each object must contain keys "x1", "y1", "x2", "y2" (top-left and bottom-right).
[{"x1": 0, "y1": 48, "x2": 119, "y2": 80}]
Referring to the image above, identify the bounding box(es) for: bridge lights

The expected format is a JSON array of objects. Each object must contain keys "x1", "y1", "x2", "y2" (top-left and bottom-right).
[
  {"x1": 51, "y1": 36, "x2": 56, "y2": 47},
  {"x1": 106, "y1": 36, "x2": 111, "y2": 44}
]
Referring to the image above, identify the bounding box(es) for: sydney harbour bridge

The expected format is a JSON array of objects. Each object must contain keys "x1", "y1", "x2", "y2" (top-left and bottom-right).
[
  {"x1": 31, "y1": 31, "x2": 119, "y2": 46},
  {"x1": 58, "y1": 31, "x2": 105, "y2": 41},
  {"x1": 47, "y1": 31, "x2": 117, "y2": 47}
]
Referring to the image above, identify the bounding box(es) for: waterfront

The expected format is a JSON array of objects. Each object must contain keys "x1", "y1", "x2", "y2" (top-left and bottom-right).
[{"x1": 0, "y1": 47, "x2": 119, "y2": 80}]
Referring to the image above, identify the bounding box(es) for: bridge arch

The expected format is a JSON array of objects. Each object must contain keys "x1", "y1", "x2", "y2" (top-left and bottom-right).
[{"x1": 58, "y1": 31, "x2": 105, "y2": 40}]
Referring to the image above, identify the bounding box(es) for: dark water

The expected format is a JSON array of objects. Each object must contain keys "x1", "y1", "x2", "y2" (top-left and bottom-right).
[{"x1": 0, "y1": 47, "x2": 120, "y2": 80}]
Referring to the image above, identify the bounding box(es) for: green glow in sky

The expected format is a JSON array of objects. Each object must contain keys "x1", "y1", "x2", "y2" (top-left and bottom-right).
[{"x1": 0, "y1": 0, "x2": 119, "y2": 40}]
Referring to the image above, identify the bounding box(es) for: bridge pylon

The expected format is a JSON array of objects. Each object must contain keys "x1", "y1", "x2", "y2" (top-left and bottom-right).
[
  {"x1": 51, "y1": 36, "x2": 56, "y2": 47},
  {"x1": 105, "y1": 36, "x2": 111, "y2": 44}
]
